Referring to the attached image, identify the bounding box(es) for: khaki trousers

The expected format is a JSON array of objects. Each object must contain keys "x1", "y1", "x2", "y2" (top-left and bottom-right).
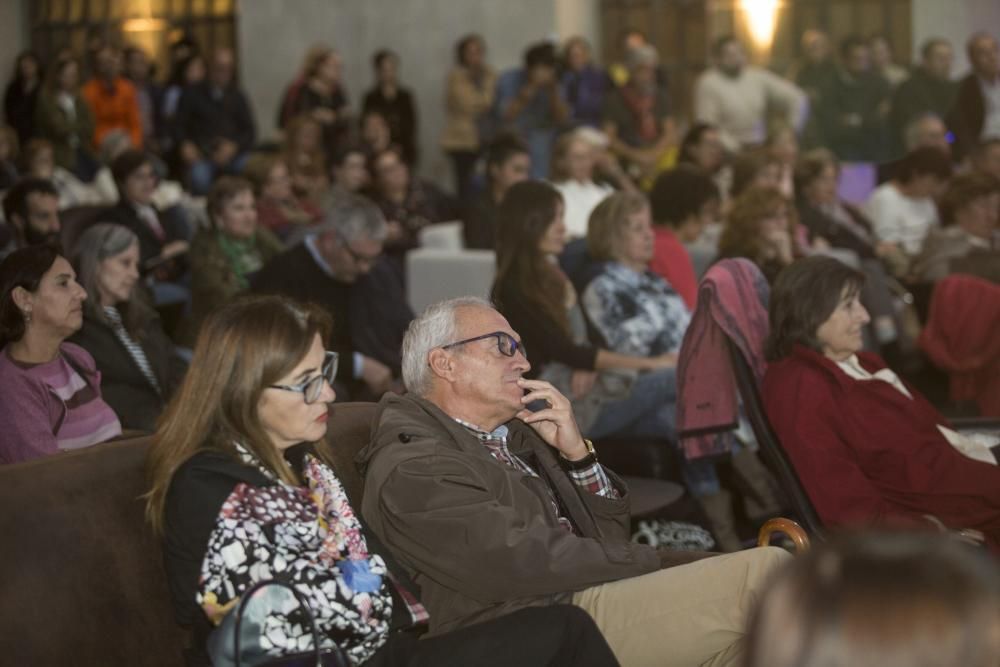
[{"x1": 572, "y1": 546, "x2": 789, "y2": 667}]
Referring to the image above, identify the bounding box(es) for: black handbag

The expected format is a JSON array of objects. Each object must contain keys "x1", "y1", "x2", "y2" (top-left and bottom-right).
[{"x1": 229, "y1": 579, "x2": 351, "y2": 667}]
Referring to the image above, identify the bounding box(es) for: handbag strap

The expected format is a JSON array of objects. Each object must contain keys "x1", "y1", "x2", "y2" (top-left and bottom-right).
[{"x1": 232, "y1": 578, "x2": 334, "y2": 667}]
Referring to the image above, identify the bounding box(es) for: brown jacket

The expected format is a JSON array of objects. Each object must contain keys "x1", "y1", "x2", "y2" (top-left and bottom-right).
[
  {"x1": 439, "y1": 66, "x2": 496, "y2": 152},
  {"x1": 357, "y1": 392, "x2": 661, "y2": 635}
]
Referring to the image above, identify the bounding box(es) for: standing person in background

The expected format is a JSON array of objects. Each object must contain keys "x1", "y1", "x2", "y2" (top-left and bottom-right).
[
  {"x1": 34, "y1": 56, "x2": 96, "y2": 181},
  {"x1": 440, "y1": 34, "x2": 496, "y2": 202},
  {"x1": 462, "y1": 132, "x2": 530, "y2": 250},
  {"x1": 602, "y1": 44, "x2": 677, "y2": 188},
  {"x1": 815, "y1": 36, "x2": 892, "y2": 163},
  {"x1": 175, "y1": 48, "x2": 256, "y2": 195},
  {"x1": 123, "y1": 46, "x2": 162, "y2": 153},
  {"x1": 869, "y1": 35, "x2": 909, "y2": 90},
  {"x1": 495, "y1": 42, "x2": 570, "y2": 180},
  {"x1": 890, "y1": 38, "x2": 957, "y2": 157},
  {"x1": 160, "y1": 53, "x2": 205, "y2": 161},
  {"x1": 363, "y1": 50, "x2": 418, "y2": 166},
  {"x1": 560, "y1": 37, "x2": 608, "y2": 129},
  {"x1": 948, "y1": 32, "x2": 1000, "y2": 161},
  {"x1": 278, "y1": 45, "x2": 351, "y2": 159},
  {"x1": 82, "y1": 44, "x2": 143, "y2": 152},
  {"x1": 4, "y1": 52, "x2": 42, "y2": 149},
  {"x1": 694, "y1": 36, "x2": 807, "y2": 152}
]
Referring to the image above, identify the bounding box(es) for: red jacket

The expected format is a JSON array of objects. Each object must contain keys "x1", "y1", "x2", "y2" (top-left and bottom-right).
[
  {"x1": 650, "y1": 227, "x2": 698, "y2": 310},
  {"x1": 763, "y1": 345, "x2": 1000, "y2": 551}
]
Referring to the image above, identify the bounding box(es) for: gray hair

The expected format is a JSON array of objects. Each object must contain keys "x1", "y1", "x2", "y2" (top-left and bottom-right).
[
  {"x1": 401, "y1": 296, "x2": 493, "y2": 395},
  {"x1": 315, "y1": 193, "x2": 388, "y2": 244},
  {"x1": 627, "y1": 44, "x2": 659, "y2": 70},
  {"x1": 73, "y1": 223, "x2": 142, "y2": 330}
]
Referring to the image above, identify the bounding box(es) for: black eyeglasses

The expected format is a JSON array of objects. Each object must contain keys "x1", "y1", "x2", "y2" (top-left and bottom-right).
[
  {"x1": 269, "y1": 351, "x2": 338, "y2": 404},
  {"x1": 441, "y1": 331, "x2": 527, "y2": 358}
]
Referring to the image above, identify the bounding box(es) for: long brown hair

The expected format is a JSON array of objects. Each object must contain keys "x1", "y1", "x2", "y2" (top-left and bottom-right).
[
  {"x1": 718, "y1": 185, "x2": 796, "y2": 264},
  {"x1": 145, "y1": 294, "x2": 331, "y2": 534},
  {"x1": 491, "y1": 180, "x2": 569, "y2": 333}
]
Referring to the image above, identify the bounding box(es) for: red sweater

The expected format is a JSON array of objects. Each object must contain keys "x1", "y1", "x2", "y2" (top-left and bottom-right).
[
  {"x1": 763, "y1": 345, "x2": 1000, "y2": 551},
  {"x1": 649, "y1": 227, "x2": 698, "y2": 310}
]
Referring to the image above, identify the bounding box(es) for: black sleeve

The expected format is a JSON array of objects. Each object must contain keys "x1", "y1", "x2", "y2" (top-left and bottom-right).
[
  {"x1": 494, "y1": 285, "x2": 599, "y2": 374},
  {"x1": 233, "y1": 90, "x2": 256, "y2": 152}
]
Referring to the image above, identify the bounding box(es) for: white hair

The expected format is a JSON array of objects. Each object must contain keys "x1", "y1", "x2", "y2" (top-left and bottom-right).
[
  {"x1": 401, "y1": 296, "x2": 493, "y2": 396},
  {"x1": 315, "y1": 193, "x2": 387, "y2": 243}
]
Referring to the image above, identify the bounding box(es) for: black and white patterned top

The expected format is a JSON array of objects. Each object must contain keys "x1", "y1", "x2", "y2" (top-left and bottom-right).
[
  {"x1": 103, "y1": 306, "x2": 161, "y2": 395},
  {"x1": 581, "y1": 262, "x2": 692, "y2": 357}
]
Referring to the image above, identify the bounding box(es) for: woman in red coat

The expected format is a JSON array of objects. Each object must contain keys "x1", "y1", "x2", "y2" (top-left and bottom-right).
[{"x1": 762, "y1": 255, "x2": 1000, "y2": 551}]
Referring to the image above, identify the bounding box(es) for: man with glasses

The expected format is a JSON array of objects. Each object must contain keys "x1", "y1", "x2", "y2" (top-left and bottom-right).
[
  {"x1": 252, "y1": 193, "x2": 412, "y2": 400},
  {"x1": 358, "y1": 296, "x2": 788, "y2": 666}
]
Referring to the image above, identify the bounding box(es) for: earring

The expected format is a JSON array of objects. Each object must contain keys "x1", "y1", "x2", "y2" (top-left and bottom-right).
[{"x1": 23, "y1": 309, "x2": 32, "y2": 325}]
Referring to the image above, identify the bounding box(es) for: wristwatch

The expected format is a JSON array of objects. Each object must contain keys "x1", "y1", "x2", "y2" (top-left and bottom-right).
[{"x1": 562, "y1": 438, "x2": 598, "y2": 469}]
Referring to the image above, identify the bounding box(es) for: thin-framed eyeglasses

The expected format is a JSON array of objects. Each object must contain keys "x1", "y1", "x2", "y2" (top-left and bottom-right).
[
  {"x1": 440, "y1": 331, "x2": 527, "y2": 358},
  {"x1": 269, "y1": 351, "x2": 339, "y2": 404}
]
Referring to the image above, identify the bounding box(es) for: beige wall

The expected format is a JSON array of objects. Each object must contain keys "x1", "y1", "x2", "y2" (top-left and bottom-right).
[{"x1": 0, "y1": 1, "x2": 27, "y2": 95}]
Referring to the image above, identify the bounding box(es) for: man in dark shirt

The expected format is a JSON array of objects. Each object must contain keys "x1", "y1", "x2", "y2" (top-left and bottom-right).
[
  {"x1": 251, "y1": 194, "x2": 410, "y2": 400},
  {"x1": 175, "y1": 48, "x2": 256, "y2": 195},
  {"x1": 889, "y1": 39, "x2": 958, "y2": 157}
]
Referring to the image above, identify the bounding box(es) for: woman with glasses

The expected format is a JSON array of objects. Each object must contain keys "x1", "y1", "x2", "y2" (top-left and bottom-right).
[
  {"x1": 68, "y1": 224, "x2": 186, "y2": 432},
  {"x1": 145, "y1": 294, "x2": 618, "y2": 666}
]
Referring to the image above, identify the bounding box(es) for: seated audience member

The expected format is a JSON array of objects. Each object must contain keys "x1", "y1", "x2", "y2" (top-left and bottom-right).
[
  {"x1": 359, "y1": 108, "x2": 394, "y2": 157},
  {"x1": 187, "y1": 176, "x2": 283, "y2": 342},
  {"x1": 462, "y1": 132, "x2": 530, "y2": 249},
  {"x1": 160, "y1": 53, "x2": 205, "y2": 157},
  {"x1": 764, "y1": 125, "x2": 798, "y2": 198},
  {"x1": 947, "y1": 32, "x2": 1000, "y2": 160},
  {"x1": 81, "y1": 44, "x2": 143, "y2": 151},
  {"x1": 0, "y1": 245, "x2": 121, "y2": 464},
  {"x1": 251, "y1": 194, "x2": 405, "y2": 400},
  {"x1": 560, "y1": 36, "x2": 608, "y2": 129},
  {"x1": 694, "y1": 36, "x2": 807, "y2": 152},
  {"x1": 0, "y1": 125, "x2": 21, "y2": 191},
  {"x1": 915, "y1": 172, "x2": 1000, "y2": 283},
  {"x1": 494, "y1": 41, "x2": 570, "y2": 179},
  {"x1": 33, "y1": 55, "x2": 96, "y2": 180},
  {"x1": 490, "y1": 182, "x2": 688, "y2": 451},
  {"x1": 729, "y1": 147, "x2": 784, "y2": 200},
  {"x1": 123, "y1": 46, "x2": 161, "y2": 151},
  {"x1": 359, "y1": 295, "x2": 789, "y2": 664},
  {"x1": 971, "y1": 138, "x2": 1000, "y2": 181},
  {"x1": 242, "y1": 152, "x2": 321, "y2": 242},
  {"x1": 889, "y1": 38, "x2": 957, "y2": 155},
  {"x1": 362, "y1": 49, "x2": 418, "y2": 165},
  {"x1": 91, "y1": 130, "x2": 186, "y2": 209},
  {"x1": 328, "y1": 142, "x2": 370, "y2": 202},
  {"x1": 647, "y1": 166, "x2": 720, "y2": 309},
  {"x1": 368, "y1": 146, "x2": 457, "y2": 258},
  {"x1": 677, "y1": 122, "x2": 730, "y2": 200},
  {"x1": 68, "y1": 224, "x2": 185, "y2": 431},
  {"x1": 745, "y1": 532, "x2": 1000, "y2": 667},
  {"x1": 762, "y1": 256, "x2": 1000, "y2": 550},
  {"x1": 718, "y1": 185, "x2": 796, "y2": 284},
  {"x1": 1, "y1": 177, "x2": 60, "y2": 259},
  {"x1": 278, "y1": 45, "x2": 351, "y2": 156},
  {"x1": 4, "y1": 51, "x2": 42, "y2": 149},
  {"x1": 602, "y1": 44, "x2": 677, "y2": 186},
  {"x1": 282, "y1": 114, "x2": 330, "y2": 206},
  {"x1": 550, "y1": 130, "x2": 613, "y2": 238},
  {"x1": 174, "y1": 48, "x2": 255, "y2": 195},
  {"x1": 146, "y1": 294, "x2": 619, "y2": 667},
  {"x1": 815, "y1": 36, "x2": 891, "y2": 163},
  {"x1": 863, "y1": 146, "x2": 952, "y2": 266},
  {"x1": 22, "y1": 138, "x2": 101, "y2": 209},
  {"x1": 102, "y1": 149, "x2": 191, "y2": 304},
  {"x1": 441, "y1": 34, "x2": 496, "y2": 201}
]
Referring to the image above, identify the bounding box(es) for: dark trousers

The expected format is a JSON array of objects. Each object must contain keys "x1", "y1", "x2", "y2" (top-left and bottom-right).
[
  {"x1": 370, "y1": 605, "x2": 619, "y2": 667},
  {"x1": 448, "y1": 150, "x2": 479, "y2": 203}
]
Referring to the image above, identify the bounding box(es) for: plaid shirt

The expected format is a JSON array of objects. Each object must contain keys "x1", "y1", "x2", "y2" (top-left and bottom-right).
[{"x1": 454, "y1": 419, "x2": 620, "y2": 533}]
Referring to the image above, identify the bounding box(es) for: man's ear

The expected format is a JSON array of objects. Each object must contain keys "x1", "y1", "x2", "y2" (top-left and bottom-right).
[{"x1": 427, "y1": 348, "x2": 455, "y2": 383}]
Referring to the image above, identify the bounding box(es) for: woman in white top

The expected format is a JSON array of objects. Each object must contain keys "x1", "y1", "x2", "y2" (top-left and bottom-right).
[
  {"x1": 550, "y1": 130, "x2": 626, "y2": 238},
  {"x1": 863, "y1": 147, "x2": 952, "y2": 263}
]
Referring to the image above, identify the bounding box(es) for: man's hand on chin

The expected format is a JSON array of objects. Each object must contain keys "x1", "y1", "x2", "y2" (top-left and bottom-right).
[{"x1": 515, "y1": 378, "x2": 589, "y2": 461}]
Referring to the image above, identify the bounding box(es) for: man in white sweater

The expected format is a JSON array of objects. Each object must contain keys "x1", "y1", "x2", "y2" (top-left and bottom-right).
[{"x1": 694, "y1": 36, "x2": 808, "y2": 151}]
